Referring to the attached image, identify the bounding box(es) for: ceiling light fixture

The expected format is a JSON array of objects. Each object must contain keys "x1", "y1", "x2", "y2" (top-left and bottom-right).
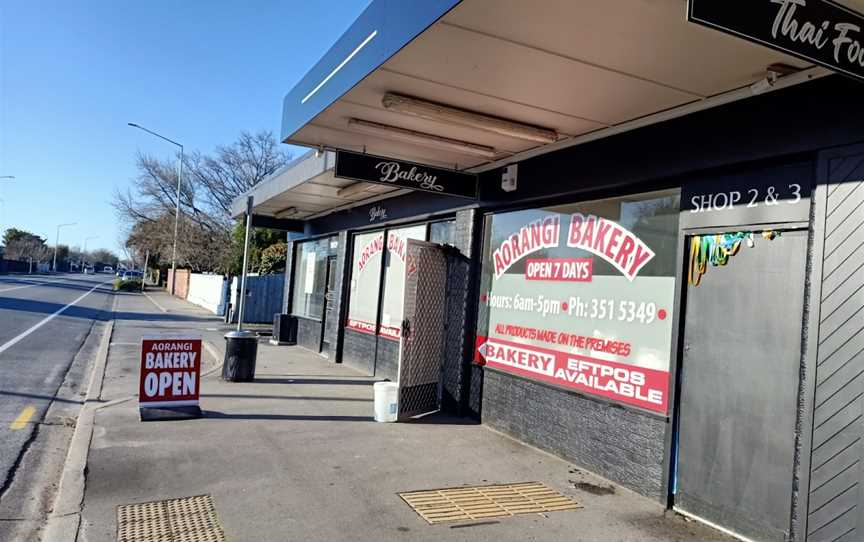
[
  {"x1": 336, "y1": 182, "x2": 374, "y2": 198},
  {"x1": 274, "y1": 206, "x2": 298, "y2": 218},
  {"x1": 382, "y1": 92, "x2": 558, "y2": 144},
  {"x1": 346, "y1": 118, "x2": 498, "y2": 159}
]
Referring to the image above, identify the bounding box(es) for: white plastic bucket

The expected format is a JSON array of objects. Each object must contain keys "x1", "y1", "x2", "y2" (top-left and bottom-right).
[{"x1": 373, "y1": 381, "x2": 399, "y2": 422}]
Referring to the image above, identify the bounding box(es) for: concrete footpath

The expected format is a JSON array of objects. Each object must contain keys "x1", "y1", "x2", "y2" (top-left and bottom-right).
[{"x1": 61, "y1": 289, "x2": 730, "y2": 542}]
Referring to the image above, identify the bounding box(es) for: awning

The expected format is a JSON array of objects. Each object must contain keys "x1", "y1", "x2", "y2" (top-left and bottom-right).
[
  {"x1": 256, "y1": 0, "x2": 863, "y2": 222},
  {"x1": 229, "y1": 150, "x2": 408, "y2": 222}
]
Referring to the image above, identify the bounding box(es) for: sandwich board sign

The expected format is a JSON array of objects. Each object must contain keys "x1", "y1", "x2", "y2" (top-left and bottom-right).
[{"x1": 139, "y1": 337, "x2": 203, "y2": 420}]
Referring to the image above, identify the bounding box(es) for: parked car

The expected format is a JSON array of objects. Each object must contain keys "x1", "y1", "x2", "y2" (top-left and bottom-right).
[
  {"x1": 103, "y1": 265, "x2": 113, "y2": 273},
  {"x1": 121, "y1": 270, "x2": 143, "y2": 280}
]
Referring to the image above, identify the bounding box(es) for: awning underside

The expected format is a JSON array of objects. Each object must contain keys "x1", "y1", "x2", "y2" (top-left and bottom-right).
[{"x1": 284, "y1": 0, "x2": 833, "y2": 172}]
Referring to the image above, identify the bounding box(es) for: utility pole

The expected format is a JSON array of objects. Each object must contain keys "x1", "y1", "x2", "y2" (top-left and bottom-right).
[
  {"x1": 127, "y1": 123, "x2": 183, "y2": 294},
  {"x1": 142, "y1": 249, "x2": 150, "y2": 292}
]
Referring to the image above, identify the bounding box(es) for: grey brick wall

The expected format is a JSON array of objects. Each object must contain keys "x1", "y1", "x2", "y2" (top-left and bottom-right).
[
  {"x1": 375, "y1": 337, "x2": 399, "y2": 381},
  {"x1": 342, "y1": 329, "x2": 376, "y2": 375},
  {"x1": 482, "y1": 369, "x2": 667, "y2": 500},
  {"x1": 296, "y1": 316, "x2": 322, "y2": 352}
]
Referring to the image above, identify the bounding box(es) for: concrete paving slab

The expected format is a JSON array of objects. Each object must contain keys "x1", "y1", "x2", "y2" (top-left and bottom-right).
[{"x1": 75, "y1": 291, "x2": 733, "y2": 542}]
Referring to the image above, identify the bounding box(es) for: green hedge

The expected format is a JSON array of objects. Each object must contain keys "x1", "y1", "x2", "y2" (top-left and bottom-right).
[{"x1": 113, "y1": 278, "x2": 143, "y2": 292}]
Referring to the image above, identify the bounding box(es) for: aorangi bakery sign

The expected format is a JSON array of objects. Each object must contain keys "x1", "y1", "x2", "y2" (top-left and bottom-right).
[
  {"x1": 689, "y1": 0, "x2": 864, "y2": 83},
  {"x1": 478, "y1": 209, "x2": 675, "y2": 414}
]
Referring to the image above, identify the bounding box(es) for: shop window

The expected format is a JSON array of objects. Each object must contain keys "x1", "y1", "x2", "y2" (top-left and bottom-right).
[
  {"x1": 429, "y1": 219, "x2": 456, "y2": 246},
  {"x1": 378, "y1": 224, "x2": 427, "y2": 339},
  {"x1": 476, "y1": 190, "x2": 680, "y2": 414},
  {"x1": 346, "y1": 230, "x2": 385, "y2": 334},
  {"x1": 292, "y1": 238, "x2": 331, "y2": 320}
]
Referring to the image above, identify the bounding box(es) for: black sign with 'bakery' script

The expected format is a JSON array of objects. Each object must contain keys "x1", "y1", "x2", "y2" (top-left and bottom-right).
[
  {"x1": 688, "y1": 0, "x2": 864, "y2": 83},
  {"x1": 334, "y1": 150, "x2": 478, "y2": 199}
]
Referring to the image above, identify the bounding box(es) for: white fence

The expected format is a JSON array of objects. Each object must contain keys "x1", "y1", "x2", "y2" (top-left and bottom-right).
[{"x1": 186, "y1": 273, "x2": 228, "y2": 315}]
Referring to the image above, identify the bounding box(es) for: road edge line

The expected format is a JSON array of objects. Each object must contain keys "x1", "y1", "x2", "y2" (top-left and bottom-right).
[
  {"x1": 142, "y1": 290, "x2": 168, "y2": 313},
  {"x1": 42, "y1": 318, "x2": 114, "y2": 542}
]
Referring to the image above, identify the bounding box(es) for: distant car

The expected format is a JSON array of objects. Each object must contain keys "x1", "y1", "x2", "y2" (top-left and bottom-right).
[
  {"x1": 83, "y1": 266, "x2": 95, "y2": 274},
  {"x1": 121, "y1": 271, "x2": 143, "y2": 280},
  {"x1": 103, "y1": 266, "x2": 113, "y2": 273}
]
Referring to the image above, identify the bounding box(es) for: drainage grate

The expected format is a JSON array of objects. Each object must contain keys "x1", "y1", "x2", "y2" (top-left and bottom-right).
[
  {"x1": 117, "y1": 494, "x2": 227, "y2": 542},
  {"x1": 399, "y1": 481, "x2": 581, "y2": 524}
]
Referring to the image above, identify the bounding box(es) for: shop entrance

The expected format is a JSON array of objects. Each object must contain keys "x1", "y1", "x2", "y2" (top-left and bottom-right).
[
  {"x1": 397, "y1": 239, "x2": 449, "y2": 419},
  {"x1": 320, "y1": 255, "x2": 338, "y2": 358},
  {"x1": 674, "y1": 229, "x2": 807, "y2": 541}
]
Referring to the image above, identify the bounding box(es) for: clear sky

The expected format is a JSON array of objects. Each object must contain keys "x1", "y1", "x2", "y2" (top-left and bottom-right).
[{"x1": 0, "y1": 0, "x2": 370, "y2": 255}]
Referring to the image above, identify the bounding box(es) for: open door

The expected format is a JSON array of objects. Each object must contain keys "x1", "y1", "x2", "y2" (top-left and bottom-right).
[
  {"x1": 397, "y1": 239, "x2": 448, "y2": 420},
  {"x1": 675, "y1": 229, "x2": 807, "y2": 541}
]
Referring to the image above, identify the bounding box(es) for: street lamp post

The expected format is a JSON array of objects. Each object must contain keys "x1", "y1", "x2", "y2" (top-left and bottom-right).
[
  {"x1": 127, "y1": 123, "x2": 183, "y2": 295},
  {"x1": 53, "y1": 223, "x2": 76, "y2": 273}
]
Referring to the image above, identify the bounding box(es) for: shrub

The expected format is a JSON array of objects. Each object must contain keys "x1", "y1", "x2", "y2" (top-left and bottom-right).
[
  {"x1": 113, "y1": 278, "x2": 143, "y2": 292},
  {"x1": 259, "y1": 242, "x2": 288, "y2": 274}
]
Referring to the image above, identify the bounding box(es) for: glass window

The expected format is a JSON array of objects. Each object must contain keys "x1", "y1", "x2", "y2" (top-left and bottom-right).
[
  {"x1": 378, "y1": 224, "x2": 428, "y2": 340},
  {"x1": 346, "y1": 230, "x2": 385, "y2": 334},
  {"x1": 429, "y1": 219, "x2": 456, "y2": 245},
  {"x1": 292, "y1": 238, "x2": 331, "y2": 319},
  {"x1": 476, "y1": 189, "x2": 680, "y2": 414}
]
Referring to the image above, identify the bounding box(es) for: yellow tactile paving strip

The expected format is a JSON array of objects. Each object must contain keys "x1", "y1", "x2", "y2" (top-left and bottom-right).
[
  {"x1": 116, "y1": 494, "x2": 226, "y2": 542},
  {"x1": 399, "y1": 481, "x2": 581, "y2": 524}
]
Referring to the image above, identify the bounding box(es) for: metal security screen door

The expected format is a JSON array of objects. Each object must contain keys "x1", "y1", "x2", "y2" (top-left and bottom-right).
[
  {"x1": 397, "y1": 239, "x2": 448, "y2": 420},
  {"x1": 320, "y1": 255, "x2": 338, "y2": 357},
  {"x1": 675, "y1": 230, "x2": 807, "y2": 541}
]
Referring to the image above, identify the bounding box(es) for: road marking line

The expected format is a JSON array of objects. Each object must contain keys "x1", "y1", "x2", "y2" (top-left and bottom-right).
[
  {"x1": 0, "y1": 280, "x2": 111, "y2": 356},
  {"x1": 10, "y1": 405, "x2": 36, "y2": 430},
  {"x1": 143, "y1": 291, "x2": 168, "y2": 313}
]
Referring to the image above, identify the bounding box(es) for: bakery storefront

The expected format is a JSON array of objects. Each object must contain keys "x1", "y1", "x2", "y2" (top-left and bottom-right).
[{"x1": 232, "y1": 1, "x2": 864, "y2": 540}]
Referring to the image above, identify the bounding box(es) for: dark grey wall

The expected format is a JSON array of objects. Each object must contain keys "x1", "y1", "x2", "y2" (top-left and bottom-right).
[
  {"x1": 342, "y1": 329, "x2": 376, "y2": 375},
  {"x1": 375, "y1": 337, "x2": 399, "y2": 381},
  {"x1": 296, "y1": 316, "x2": 322, "y2": 353},
  {"x1": 805, "y1": 144, "x2": 864, "y2": 542},
  {"x1": 482, "y1": 369, "x2": 667, "y2": 499}
]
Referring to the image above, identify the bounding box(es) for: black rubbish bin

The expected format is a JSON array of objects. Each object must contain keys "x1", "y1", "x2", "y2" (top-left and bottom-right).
[{"x1": 222, "y1": 330, "x2": 258, "y2": 382}]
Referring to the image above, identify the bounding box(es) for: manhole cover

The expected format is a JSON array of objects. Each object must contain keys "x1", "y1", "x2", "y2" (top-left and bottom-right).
[
  {"x1": 117, "y1": 494, "x2": 226, "y2": 542},
  {"x1": 399, "y1": 481, "x2": 581, "y2": 524}
]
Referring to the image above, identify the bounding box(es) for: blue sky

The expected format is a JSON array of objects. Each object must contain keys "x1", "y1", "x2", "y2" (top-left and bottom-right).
[{"x1": 0, "y1": 0, "x2": 370, "y2": 255}]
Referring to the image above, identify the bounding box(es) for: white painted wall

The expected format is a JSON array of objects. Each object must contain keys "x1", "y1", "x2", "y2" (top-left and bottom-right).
[{"x1": 187, "y1": 273, "x2": 227, "y2": 315}]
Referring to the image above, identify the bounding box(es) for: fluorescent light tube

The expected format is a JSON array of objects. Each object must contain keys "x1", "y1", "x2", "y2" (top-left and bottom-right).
[
  {"x1": 346, "y1": 118, "x2": 497, "y2": 159},
  {"x1": 382, "y1": 92, "x2": 558, "y2": 144}
]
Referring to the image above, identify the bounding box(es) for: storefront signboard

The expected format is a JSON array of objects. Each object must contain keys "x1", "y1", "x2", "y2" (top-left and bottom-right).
[
  {"x1": 680, "y1": 162, "x2": 812, "y2": 228},
  {"x1": 139, "y1": 337, "x2": 202, "y2": 410},
  {"x1": 688, "y1": 0, "x2": 864, "y2": 83},
  {"x1": 477, "y1": 192, "x2": 679, "y2": 414},
  {"x1": 335, "y1": 150, "x2": 478, "y2": 199}
]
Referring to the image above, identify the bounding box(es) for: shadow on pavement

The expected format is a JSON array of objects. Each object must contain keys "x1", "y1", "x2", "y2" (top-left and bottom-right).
[
  {"x1": 201, "y1": 393, "x2": 371, "y2": 402},
  {"x1": 0, "y1": 296, "x2": 214, "y2": 323},
  {"x1": 202, "y1": 411, "x2": 375, "y2": 422},
  {"x1": 0, "y1": 389, "x2": 85, "y2": 405},
  {"x1": 249, "y1": 377, "x2": 377, "y2": 386}
]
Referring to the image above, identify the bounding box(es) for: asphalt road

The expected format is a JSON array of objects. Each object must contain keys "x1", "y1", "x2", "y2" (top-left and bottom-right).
[{"x1": 0, "y1": 273, "x2": 114, "y2": 500}]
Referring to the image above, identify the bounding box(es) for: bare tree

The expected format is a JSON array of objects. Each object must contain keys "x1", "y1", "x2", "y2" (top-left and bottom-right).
[{"x1": 115, "y1": 131, "x2": 291, "y2": 272}]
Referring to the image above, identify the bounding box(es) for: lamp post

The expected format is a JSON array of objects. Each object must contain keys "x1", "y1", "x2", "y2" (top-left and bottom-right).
[
  {"x1": 82, "y1": 235, "x2": 99, "y2": 272},
  {"x1": 127, "y1": 123, "x2": 183, "y2": 294},
  {"x1": 53, "y1": 223, "x2": 76, "y2": 272}
]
